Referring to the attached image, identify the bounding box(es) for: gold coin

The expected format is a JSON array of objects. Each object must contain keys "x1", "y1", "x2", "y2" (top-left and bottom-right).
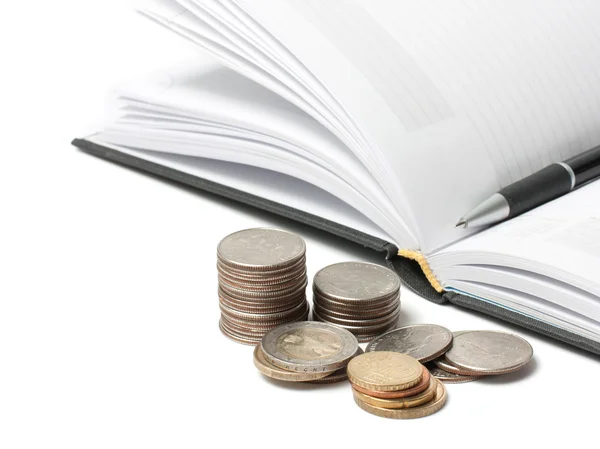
[
  {"x1": 347, "y1": 351, "x2": 423, "y2": 391},
  {"x1": 354, "y1": 378, "x2": 447, "y2": 419},
  {"x1": 352, "y1": 377, "x2": 437, "y2": 409},
  {"x1": 253, "y1": 345, "x2": 331, "y2": 382}
]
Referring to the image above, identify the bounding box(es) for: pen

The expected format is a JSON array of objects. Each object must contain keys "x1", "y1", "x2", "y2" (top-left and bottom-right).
[{"x1": 456, "y1": 144, "x2": 600, "y2": 228}]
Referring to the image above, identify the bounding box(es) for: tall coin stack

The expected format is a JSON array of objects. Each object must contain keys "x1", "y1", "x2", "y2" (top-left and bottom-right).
[
  {"x1": 312, "y1": 262, "x2": 401, "y2": 342},
  {"x1": 217, "y1": 228, "x2": 310, "y2": 345}
]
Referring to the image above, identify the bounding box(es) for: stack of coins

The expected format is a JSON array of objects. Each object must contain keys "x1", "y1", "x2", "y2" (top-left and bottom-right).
[
  {"x1": 312, "y1": 262, "x2": 401, "y2": 342},
  {"x1": 348, "y1": 351, "x2": 447, "y2": 419},
  {"x1": 429, "y1": 330, "x2": 534, "y2": 381},
  {"x1": 366, "y1": 325, "x2": 534, "y2": 383},
  {"x1": 254, "y1": 322, "x2": 360, "y2": 384},
  {"x1": 217, "y1": 228, "x2": 310, "y2": 345}
]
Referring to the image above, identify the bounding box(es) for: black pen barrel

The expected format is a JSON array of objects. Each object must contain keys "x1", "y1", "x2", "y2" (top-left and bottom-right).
[
  {"x1": 499, "y1": 164, "x2": 573, "y2": 219},
  {"x1": 565, "y1": 144, "x2": 600, "y2": 186}
]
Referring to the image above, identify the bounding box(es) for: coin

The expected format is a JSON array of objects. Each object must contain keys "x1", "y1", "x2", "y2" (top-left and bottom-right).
[
  {"x1": 217, "y1": 260, "x2": 306, "y2": 282},
  {"x1": 347, "y1": 351, "x2": 423, "y2": 392},
  {"x1": 220, "y1": 277, "x2": 308, "y2": 300},
  {"x1": 261, "y1": 322, "x2": 359, "y2": 373},
  {"x1": 218, "y1": 269, "x2": 307, "y2": 291},
  {"x1": 444, "y1": 330, "x2": 533, "y2": 375},
  {"x1": 351, "y1": 365, "x2": 431, "y2": 398},
  {"x1": 427, "y1": 365, "x2": 480, "y2": 384},
  {"x1": 312, "y1": 308, "x2": 399, "y2": 333},
  {"x1": 219, "y1": 320, "x2": 261, "y2": 345},
  {"x1": 253, "y1": 345, "x2": 331, "y2": 382},
  {"x1": 313, "y1": 303, "x2": 401, "y2": 327},
  {"x1": 313, "y1": 262, "x2": 400, "y2": 303},
  {"x1": 352, "y1": 375, "x2": 437, "y2": 409},
  {"x1": 366, "y1": 324, "x2": 453, "y2": 363},
  {"x1": 219, "y1": 300, "x2": 309, "y2": 323},
  {"x1": 218, "y1": 228, "x2": 306, "y2": 271},
  {"x1": 313, "y1": 297, "x2": 400, "y2": 319},
  {"x1": 432, "y1": 356, "x2": 477, "y2": 376},
  {"x1": 353, "y1": 378, "x2": 447, "y2": 419}
]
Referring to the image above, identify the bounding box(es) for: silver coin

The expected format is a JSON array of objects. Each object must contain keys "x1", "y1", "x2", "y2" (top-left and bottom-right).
[
  {"x1": 445, "y1": 330, "x2": 533, "y2": 375},
  {"x1": 313, "y1": 302, "x2": 401, "y2": 327},
  {"x1": 313, "y1": 262, "x2": 400, "y2": 303},
  {"x1": 427, "y1": 364, "x2": 481, "y2": 384},
  {"x1": 219, "y1": 300, "x2": 309, "y2": 324},
  {"x1": 432, "y1": 356, "x2": 480, "y2": 376},
  {"x1": 261, "y1": 321, "x2": 359, "y2": 373},
  {"x1": 314, "y1": 295, "x2": 400, "y2": 318},
  {"x1": 217, "y1": 228, "x2": 306, "y2": 271},
  {"x1": 219, "y1": 277, "x2": 308, "y2": 300},
  {"x1": 217, "y1": 257, "x2": 306, "y2": 278},
  {"x1": 366, "y1": 324, "x2": 453, "y2": 363},
  {"x1": 313, "y1": 308, "x2": 400, "y2": 333}
]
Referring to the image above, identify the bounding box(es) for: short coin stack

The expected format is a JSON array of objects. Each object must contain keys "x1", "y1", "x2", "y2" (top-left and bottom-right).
[
  {"x1": 366, "y1": 325, "x2": 534, "y2": 383},
  {"x1": 348, "y1": 351, "x2": 447, "y2": 419},
  {"x1": 254, "y1": 321, "x2": 360, "y2": 384},
  {"x1": 312, "y1": 262, "x2": 401, "y2": 342},
  {"x1": 430, "y1": 330, "x2": 534, "y2": 380},
  {"x1": 217, "y1": 228, "x2": 310, "y2": 345}
]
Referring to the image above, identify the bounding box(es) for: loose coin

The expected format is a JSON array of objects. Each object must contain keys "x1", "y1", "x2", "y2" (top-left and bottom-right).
[
  {"x1": 427, "y1": 365, "x2": 480, "y2": 384},
  {"x1": 352, "y1": 375, "x2": 437, "y2": 409},
  {"x1": 366, "y1": 324, "x2": 453, "y2": 363},
  {"x1": 351, "y1": 365, "x2": 431, "y2": 399},
  {"x1": 353, "y1": 378, "x2": 447, "y2": 419},
  {"x1": 217, "y1": 228, "x2": 306, "y2": 271},
  {"x1": 253, "y1": 345, "x2": 331, "y2": 382},
  {"x1": 347, "y1": 351, "x2": 422, "y2": 392},
  {"x1": 261, "y1": 321, "x2": 359, "y2": 373},
  {"x1": 432, "y1": 356, "x2": 478, "y2": 376},
  {"x1": 444, "y1": 330, "x2": 533, "y2": 375}
]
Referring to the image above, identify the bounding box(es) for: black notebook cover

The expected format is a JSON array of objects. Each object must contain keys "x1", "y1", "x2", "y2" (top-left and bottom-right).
[{"x1": 72, "y1": 137, "x2": 600, "y2": 356}]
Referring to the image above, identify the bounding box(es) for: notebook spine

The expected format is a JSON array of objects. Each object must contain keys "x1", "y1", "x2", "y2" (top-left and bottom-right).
[{"x1": 397, "y1": 250, "x2": 444, "y2": 293}]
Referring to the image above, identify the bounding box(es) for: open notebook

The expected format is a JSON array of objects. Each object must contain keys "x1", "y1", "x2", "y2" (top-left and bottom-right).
[{"x1": 73, "y1": 0, "x2": 600, "y2": 354}]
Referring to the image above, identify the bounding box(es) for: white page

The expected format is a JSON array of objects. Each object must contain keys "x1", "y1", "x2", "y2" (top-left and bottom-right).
[
  {"x1": 137, "y1": 0, "x2": 600, "y2": 253},
  {"x1": 99, "y1": 61, "x2": 417, "y2": 246},
  {"x1": 85, "y1": 137, "x2": 394, "y2": 245},
  {"x1": 431, "y1": 180, "x2": 600, "y2": 298},
  {"x1": 139, "y1": 0, "x2": 418, "y2": 239},
  {"x1": 446, "y1": 280, "x2": 600, "y2": 342},
  {"x1": 435, "y1": 264, "x2": 600, "y2": 322},
  {"x1": 229, "y1": 0, "x2": 600, "y2": 253}
]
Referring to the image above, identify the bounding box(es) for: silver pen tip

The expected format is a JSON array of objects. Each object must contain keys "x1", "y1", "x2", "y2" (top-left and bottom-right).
[{"x1": 455, "y1": 219, "x2": 467, "y2": 229}]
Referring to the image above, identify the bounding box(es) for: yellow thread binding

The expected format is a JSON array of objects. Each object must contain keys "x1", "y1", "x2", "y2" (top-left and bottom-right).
[{"x1": 397, "y1": 249, "x2": 444, "y2": 293}]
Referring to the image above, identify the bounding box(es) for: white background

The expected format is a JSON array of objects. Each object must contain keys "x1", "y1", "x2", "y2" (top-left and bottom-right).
[{"x1": 2, "y1": 2, "x2": 600, "y2": 448}]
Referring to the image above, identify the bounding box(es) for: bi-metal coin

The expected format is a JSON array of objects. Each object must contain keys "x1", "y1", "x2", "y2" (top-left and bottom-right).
[{"x1": 261, "y1": 322, "x2": 359, "y2": 374}]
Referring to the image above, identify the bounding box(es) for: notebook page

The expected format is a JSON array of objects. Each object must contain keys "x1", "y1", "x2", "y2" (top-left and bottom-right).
[
  {"x1": 85, "y1": 138, "x2": 395, "y2": 245},
  {"x1": 140, "y1": 0, "x2": 417, "y2": 240},
  {"x1": 233, "y1": 0, "x2": 600, "y2": 252},
  {"x1": 98, "y1": 60, "x2": 416, "y2": 246},
  {"x1": 432, "y1": 180, "x2": 600, "y2": 298}
]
